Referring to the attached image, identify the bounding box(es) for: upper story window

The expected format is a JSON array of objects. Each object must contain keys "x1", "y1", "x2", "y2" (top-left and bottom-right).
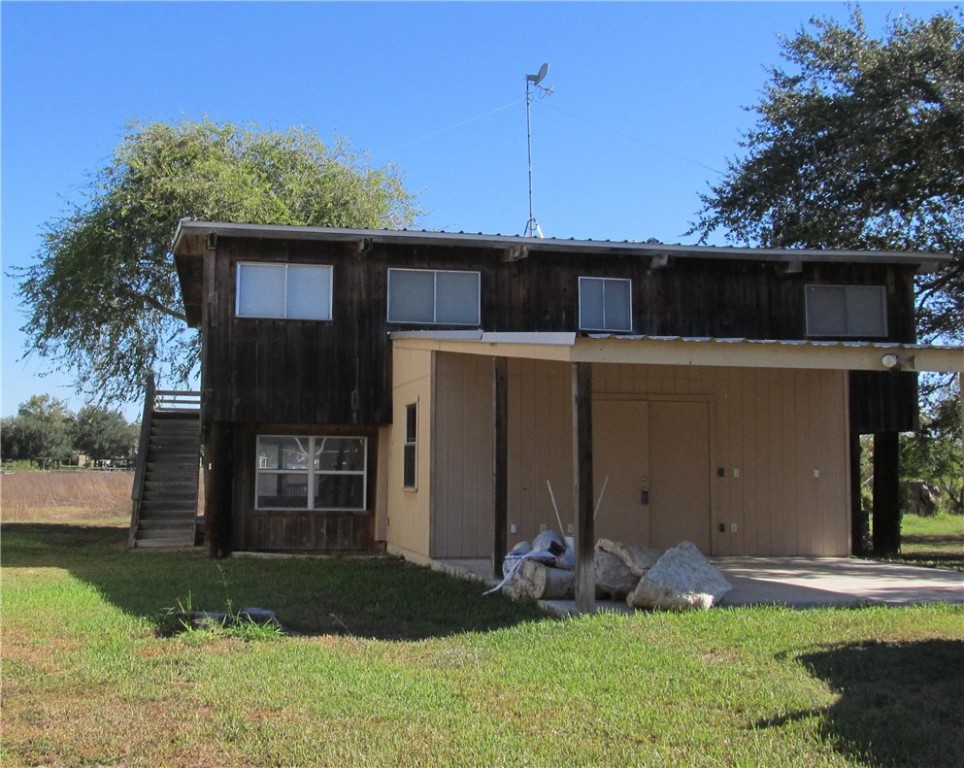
[
  {"x1": 805, "y1": 285, "x2": 887, "y2": 338},
  {"x1": 387, "y1": 268, "x2": 481, "y2": 325},
  {"x1": 236, "y1": 263, "x2": 333, "y2": 320},
  {"x1": 579, "y1": 276, "x2": 633, "y2": 332}
]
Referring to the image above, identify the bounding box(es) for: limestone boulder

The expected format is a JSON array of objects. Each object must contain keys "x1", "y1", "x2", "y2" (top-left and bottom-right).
[
  {"x1": 594, "y1": 550, "x2": 639, "y2": 599},
  {"x1": 627, "y1": 541, "x2": 731, "y2": 610},
  {"x1": 596, "y1": 538, "x2": 662, "y2": 577}
]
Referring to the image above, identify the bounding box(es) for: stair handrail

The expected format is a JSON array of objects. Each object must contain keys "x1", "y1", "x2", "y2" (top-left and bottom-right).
[
  {"x1": 154, "y1": 389, "x2": 201, "y2": 412},
  {"x1": 129, "y1": 374, "x2": 156, "y2": 546}
]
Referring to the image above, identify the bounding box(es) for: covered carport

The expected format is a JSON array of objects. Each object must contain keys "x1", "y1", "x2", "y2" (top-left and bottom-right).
[{"x1": 393, "y1": 331, "x2": 963, "y2": 613}]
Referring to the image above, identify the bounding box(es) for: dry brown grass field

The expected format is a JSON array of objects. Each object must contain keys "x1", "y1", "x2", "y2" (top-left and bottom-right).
[{"x1": 0, "y1": 470, "x2": 133, "y2": 524}]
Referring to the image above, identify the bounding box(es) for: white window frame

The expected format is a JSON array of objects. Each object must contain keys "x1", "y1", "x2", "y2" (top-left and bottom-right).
[
  {"x1": 387, "y1": 268, "x2": 481, "y2": 326},
  {"x1": 236, "y1": 262, "x2": 334, "y2": 321},
  {"x1": 255, "y1": 435, "x2": 367, "y2": 512},
  {"x1": 578, "y1": 276, "x2": 633, "y2": 332},
  {"x1": 805, "y1": 284, "x2": 888, "y2": 338}
]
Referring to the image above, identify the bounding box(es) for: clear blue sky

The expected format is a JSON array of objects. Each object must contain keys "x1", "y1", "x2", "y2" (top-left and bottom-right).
[{"x1": 2, "y1": 1, "x2": 954, "y2": 421}]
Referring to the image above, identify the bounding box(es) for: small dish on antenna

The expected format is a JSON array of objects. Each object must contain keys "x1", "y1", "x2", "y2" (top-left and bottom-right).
[{"x1": 527, "y1": 62, "x2": 549, "y2": 85}]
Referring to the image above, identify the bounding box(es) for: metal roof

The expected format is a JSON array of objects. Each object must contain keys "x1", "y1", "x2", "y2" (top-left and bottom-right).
[
  {"x1": 172, "y1": 219, "x2": 950, "y2": 272},
  {"x1": 389, "y1": 331, "x2": 964, "y2": 373}
]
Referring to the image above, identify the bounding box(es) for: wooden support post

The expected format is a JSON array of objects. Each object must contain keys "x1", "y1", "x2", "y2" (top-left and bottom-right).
[
  {"x1": 572, "y1": 362, "x2": 596, "y2": 613},
  {"x1": 872, "y1": 431, "x2": 901, "y2": 556},
  {"x1": 492, "y1": 356, "x2": 509, "y2": 579}
]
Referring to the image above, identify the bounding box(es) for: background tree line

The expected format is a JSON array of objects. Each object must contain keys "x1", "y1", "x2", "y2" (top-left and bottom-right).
[{"x1": 1, "y1": 395, "x2": 139, "y2": 463}]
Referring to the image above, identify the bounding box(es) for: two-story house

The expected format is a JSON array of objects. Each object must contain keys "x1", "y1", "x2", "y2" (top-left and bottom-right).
[{"x1": 169, "y1": 220, "x2": 962, "y2": 608}]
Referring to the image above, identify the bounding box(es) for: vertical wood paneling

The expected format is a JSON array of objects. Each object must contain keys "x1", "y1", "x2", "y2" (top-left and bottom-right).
[
  {"x1": 388, "y1": 347, "x2": 433, "y2": 560},
  {"x1": 584, "y1": 365, "x2": 850, "y2": 556},
  {"x1": 430, "y1": 353, "x2": 494, "y2": 559}
]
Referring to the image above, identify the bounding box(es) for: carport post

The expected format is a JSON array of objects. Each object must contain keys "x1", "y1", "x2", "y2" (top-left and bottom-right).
[
  {"x1": 873, "y1": 431, "x2": 901, "y2": 556},
  {"x1": 572, "y1": 362, "x2": 596, "y2": 613},
  {"x1": 492, "y1": 356, "x2": 509, "y2": 579}
]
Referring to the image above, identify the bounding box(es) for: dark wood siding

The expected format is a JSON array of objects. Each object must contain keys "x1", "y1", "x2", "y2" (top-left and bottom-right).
[
  {"x1": 228, "y1": 422, "x2": 378, "y2": 552},
  {"x1": 202, "y1": 237, "x2": 920, "y2": 428},
  {"x1": 849, "y1": 371, "x2": 919, "y2": 433}
]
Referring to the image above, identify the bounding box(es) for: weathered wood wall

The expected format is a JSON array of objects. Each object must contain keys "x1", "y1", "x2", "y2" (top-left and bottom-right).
[
  {"x1": 200, "y1": 237, "x2": 919, "y2": 429},
  {"x1": 225, "y1": 422, "x2": 378, "y2": 553}
]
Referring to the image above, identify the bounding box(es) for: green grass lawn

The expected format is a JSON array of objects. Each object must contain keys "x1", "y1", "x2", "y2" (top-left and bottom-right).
[
  {"x1": 881, "y1": 513, "x2": 964, "y2": 571},
  {"x1": 3, "y1": 522, "x2": 963, "y2": 768}
]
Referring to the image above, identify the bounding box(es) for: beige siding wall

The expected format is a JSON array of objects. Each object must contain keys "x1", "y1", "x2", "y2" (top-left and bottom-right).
[
  {"x1": 592, "y1": 364, "x2": 850, "y2": 556},
  {"x1": 386, "y1": 347, "x2": 434, "y2": 562},
  {"x1": 507, "y1": 359, "x2": 576, "y2": 543},
  {"x1": 431, "y1": 354, "x2": 495, "y2": 558},
  {"x1": 412, "y1": 353, "x2": 850, "y2": 559}
]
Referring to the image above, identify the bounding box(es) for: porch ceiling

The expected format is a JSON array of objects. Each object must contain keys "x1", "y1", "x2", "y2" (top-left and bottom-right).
[{"x1": 390, "y1": 331, "x2": 964, "y2": 374}]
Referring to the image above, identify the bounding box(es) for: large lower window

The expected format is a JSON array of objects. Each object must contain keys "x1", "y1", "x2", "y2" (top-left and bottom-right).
[
  {"x1": 256, "y1": 436, "x2": 366, "y2": 511},
  {"x1": 237, "y1": 263, "x2": 333, "y2": 320},
  {"x1": 387, "y1": 268, "x2": 481, "y2": 325},
  {"x1": 806, "y1": 285, "x2": 887, "y2": 337},
  {"x1": 579, "y1": 276, "x2": 633, "y2": 332}
]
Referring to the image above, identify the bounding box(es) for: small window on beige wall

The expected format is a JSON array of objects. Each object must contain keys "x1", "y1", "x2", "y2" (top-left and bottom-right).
[{"x1": 403, "y1": 403, "x2": 417, "y2": 490}]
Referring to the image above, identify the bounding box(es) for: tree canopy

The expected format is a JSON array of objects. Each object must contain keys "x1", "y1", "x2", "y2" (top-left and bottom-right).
[
  {"x1": 16, "y1": 119, "x2": 420, "y2": 404},
  {"x1": 1, "y1": 395, "x2": 77, "y2": 461},
  {"x1": 0, "y1": 396, "x2": 136, "y2": 462},
  {"x1": 690, "y1": 9, "x2": 964, "y2": 345}
]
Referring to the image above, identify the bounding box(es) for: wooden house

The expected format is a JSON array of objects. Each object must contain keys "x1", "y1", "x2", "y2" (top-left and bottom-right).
[{"x1": 172, "y1": 220, "x2": 962, "y2": 608}]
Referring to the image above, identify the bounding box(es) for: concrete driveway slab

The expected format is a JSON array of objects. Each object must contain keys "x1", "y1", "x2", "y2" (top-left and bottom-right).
[
  {"x1": 715, "y1": 557, "x2": 964, "y2": 607},
  {"x1": 438, "y1": 556, "x2": 964, "y2": 612}
]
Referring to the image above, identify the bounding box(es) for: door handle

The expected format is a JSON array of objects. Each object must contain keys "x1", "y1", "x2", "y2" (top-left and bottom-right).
[{"x1": 640, "y1": 489, "x2": 649, "y2": 505}]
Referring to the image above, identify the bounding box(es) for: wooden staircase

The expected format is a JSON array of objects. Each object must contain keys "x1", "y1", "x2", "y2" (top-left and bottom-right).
[{"x1": 130, "y1": 378, "x2": 202, "y2": 549}]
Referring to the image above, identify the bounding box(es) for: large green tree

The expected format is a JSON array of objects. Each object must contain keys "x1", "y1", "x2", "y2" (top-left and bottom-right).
[
  {"x1": 73, "y1": 405, "x2": 139, "y2": 460},
  {"x1": 0, "y1": 395, "x2": 76, "y2": 461},
  {"x1": 690, "y1": 9, "x2": 963, "y2": 345},
  {"x1": 16, "y1": 119, "x2": 420, "y2": 404}
]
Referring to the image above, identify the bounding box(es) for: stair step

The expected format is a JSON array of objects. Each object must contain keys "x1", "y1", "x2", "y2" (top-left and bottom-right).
[
  {"x1": 141, "y1": 500, "x2": 197, "y2": 511},
  {"x1": 139, "y1": 522, "x2": 196, "y2": 531},
  {"x1": 139, "y1": 505, "x2": 198, "y2": 516},
  {"x1": 145, "y1": 463, "x2": 199, "y2": 473},
  {"x1": 141, "y1": 509, "x2": 197, "y2": 519},
  {"x1": 147, "y1": 444, "x2": 198, "y2": 453},
  {"x1": 134, "y1": 538, "x2": 197, "y2": 549},
  {"x1": 136, "y1": 530, "x2": 195, "y2": 543},
  {"x1": 142, "y1": 490, "x2": 197, "y2": 498},
  {"x1": 144, "y1": 480, "x2": 198, "y2": 490}
]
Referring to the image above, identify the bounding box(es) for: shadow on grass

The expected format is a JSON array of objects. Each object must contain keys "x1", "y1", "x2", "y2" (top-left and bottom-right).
[
  {"x1": 758, "y1": 639, "x2": 964, "y2": 767},
  {"x1": 1, "y1": 523, "x2": 549, "y2": 641}
]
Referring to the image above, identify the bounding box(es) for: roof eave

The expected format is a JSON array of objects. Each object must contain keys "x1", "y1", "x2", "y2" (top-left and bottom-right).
[{"x1": 171, "y1": 220, "x2": 950, "y2": 273}]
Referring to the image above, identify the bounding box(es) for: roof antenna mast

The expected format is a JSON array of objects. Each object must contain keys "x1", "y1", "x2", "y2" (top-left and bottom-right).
[{"x1": 524, "y1": 62, "x2": 551, "y2": 238}]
